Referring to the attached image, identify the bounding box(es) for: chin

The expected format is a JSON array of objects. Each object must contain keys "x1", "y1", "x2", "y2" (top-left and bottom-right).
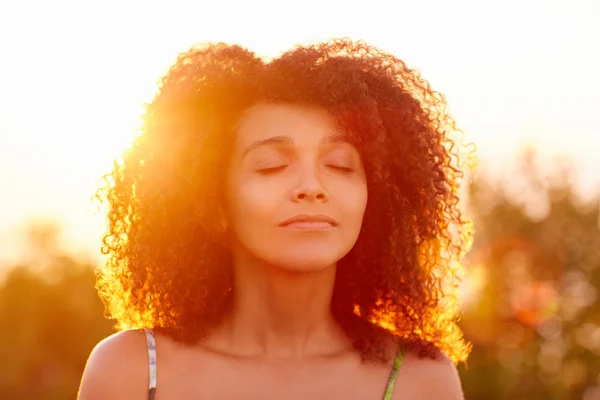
[
  {"x1": 235, "y1": 236, "x2": 355, "y2": 272},
  {"x1": 268, "y1": 247, "x2": 347, "y2": 273},
  {"x1": 274, "y1": 258, "x2": 337, "y2": 272}
]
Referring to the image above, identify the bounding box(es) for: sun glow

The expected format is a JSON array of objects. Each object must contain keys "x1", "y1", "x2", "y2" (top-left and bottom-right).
[{"x1": 1, "y1": 0, "x2": 599, "y2": 266}]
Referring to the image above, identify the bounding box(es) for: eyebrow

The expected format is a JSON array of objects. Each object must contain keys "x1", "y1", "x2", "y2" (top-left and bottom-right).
[
  {"x1": 242, "y1": 136, "x2": 294, "y2": 157},
  {"x1": 322, "y1": 133, "x2": 350, "y2": 144},
  {"x1": 242, "y1": 133, "x2": 349, "y2": 157}
]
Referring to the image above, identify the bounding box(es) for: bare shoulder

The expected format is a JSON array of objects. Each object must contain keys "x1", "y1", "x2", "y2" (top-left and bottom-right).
[
  {"x1": 78, "y1": 329, "x2": 150, "y2": 400},
  {"x1": 393, "y1": 350, "x2": 464, "y2": 400}
]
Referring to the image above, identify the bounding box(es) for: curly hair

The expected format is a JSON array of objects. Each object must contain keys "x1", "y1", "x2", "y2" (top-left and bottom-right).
[{"x1": 95, "y1": 38, "x2": 474, "y2": 364}]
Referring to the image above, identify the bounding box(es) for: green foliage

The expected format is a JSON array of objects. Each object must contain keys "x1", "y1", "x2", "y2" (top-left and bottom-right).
[
  {"x1": 0, "y1": 225, "x2": 113, "y2": 400},
  {"x1": 459, "y1": 153, "x2": 600, "y2": 399}
]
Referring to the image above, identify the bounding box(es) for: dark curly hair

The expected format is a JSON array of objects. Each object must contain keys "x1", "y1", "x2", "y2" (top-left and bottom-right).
[{"x1": 95, "y1": 38, "x2": 474, "y2": 364}]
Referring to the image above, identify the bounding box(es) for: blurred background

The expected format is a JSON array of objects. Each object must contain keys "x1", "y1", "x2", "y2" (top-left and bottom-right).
[{"x1": 1, "y1": 0, "x2": 599, "y2": 399}]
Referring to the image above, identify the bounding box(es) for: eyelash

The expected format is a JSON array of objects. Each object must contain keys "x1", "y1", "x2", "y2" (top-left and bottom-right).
[
  {"x1": 256, "y1": 164, "x2": 353, "y2": 175},
  {"x1": 326, "y1": 165, "x2": 353, "y2": 173},
  {"x1": 257, "y1": 165, "x2": 288, "y2": 175}
]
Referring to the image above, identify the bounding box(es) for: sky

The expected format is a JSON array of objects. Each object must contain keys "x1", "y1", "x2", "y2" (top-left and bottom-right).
[{"x1": 0, "y1": 0, "x2": 599, "y2": 264}]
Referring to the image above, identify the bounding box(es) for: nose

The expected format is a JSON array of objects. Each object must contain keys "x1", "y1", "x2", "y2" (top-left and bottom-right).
[{"x1": 292, "y1": 168, "x2": 329, "y2": 202}]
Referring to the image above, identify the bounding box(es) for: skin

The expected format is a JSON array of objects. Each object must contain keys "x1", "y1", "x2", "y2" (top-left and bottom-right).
[{"x1": 78, "y1": 104, "x2": 464, "y2": 399}]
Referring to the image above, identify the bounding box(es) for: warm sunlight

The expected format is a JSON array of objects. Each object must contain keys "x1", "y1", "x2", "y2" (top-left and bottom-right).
[
  {"x1": 461, "y1": 263, "x2": 488, "y2": 308},
  {"x1": 2, "y1": 1, "x2": 600, "y2": 399},
  {"x1": 1, "y1": 0, "x2": 599, "y2": 264}
]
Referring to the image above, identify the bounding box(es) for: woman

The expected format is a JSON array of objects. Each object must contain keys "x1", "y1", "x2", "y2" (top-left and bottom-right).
[{"x1": 79, "y1": 39, "x2": 473, "y2": 399}]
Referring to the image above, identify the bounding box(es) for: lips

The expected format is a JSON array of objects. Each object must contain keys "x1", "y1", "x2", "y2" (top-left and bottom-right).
[{"x1": 279, "y1": 214, "x2": 338, "y2": 229}]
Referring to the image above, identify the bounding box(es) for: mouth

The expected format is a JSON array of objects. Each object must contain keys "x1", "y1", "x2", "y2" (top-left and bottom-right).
[{"x1": 278, "y1": 214, "x2": 338, "y2": 229}]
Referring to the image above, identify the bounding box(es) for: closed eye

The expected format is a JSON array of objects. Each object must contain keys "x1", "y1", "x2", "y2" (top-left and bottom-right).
[
  {"x1": 257, "y1": 165, "x2": 288, "y2": 175},
  {"x1": 326, "y1": 165, "x2": 353, "y2": 173}
]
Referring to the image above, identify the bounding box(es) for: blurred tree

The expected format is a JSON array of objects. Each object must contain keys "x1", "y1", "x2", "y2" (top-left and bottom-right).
[
  {"x1": 0, "y1": 222, "x2": 112, "y2": 400},
  {"x1": 1, "y1": 151, "x2": 599, "y2": 399},
  {"x1": 460, "y1": 150, "x2": 600, "y2": 400}
]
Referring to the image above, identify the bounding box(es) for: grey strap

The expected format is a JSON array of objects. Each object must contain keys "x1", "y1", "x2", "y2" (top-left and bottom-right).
[{"x1": 144, "y1": 328, "x2": 157, "y2": 400}]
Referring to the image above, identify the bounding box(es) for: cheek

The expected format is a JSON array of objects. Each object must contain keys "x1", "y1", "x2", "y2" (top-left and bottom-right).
[
  {"x1": 357, "y1": 188, "x2": 368, "y2": 218},
  {"x1": 351, "y1": 188, "x2": 368, "y2": 232},
  {"x1": 342, "y1": 182, "x2": 368, "y2": 249},
  {"x1": 227, "y1": 175, "x2": 282, "y2": 229},
  {"x1": 338, "y1": 179, "x2": 368, "y2": 221}
]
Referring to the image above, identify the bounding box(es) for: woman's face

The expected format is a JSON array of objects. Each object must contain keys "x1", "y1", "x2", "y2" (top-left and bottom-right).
[{"x1": 225, "y1": 103, "x2": 368, "y2": 271}]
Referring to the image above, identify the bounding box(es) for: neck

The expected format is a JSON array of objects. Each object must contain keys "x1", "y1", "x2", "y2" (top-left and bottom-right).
[{"x1": 220, "y1": 252, "x2": 346, "y2": 358}]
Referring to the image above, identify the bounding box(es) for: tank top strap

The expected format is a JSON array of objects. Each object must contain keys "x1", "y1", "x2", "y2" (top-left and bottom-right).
[
  {"x1": 144, "y1": 328, "x2": 157, "y2": 400},
  {"x1": 382, "y1": 346, "x2": 404, "y2": 400}
]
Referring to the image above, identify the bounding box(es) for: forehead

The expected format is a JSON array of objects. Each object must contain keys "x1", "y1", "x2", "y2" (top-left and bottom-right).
[{"x1": 235, "y1": 103, "x2": 341, "y2": 145}]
